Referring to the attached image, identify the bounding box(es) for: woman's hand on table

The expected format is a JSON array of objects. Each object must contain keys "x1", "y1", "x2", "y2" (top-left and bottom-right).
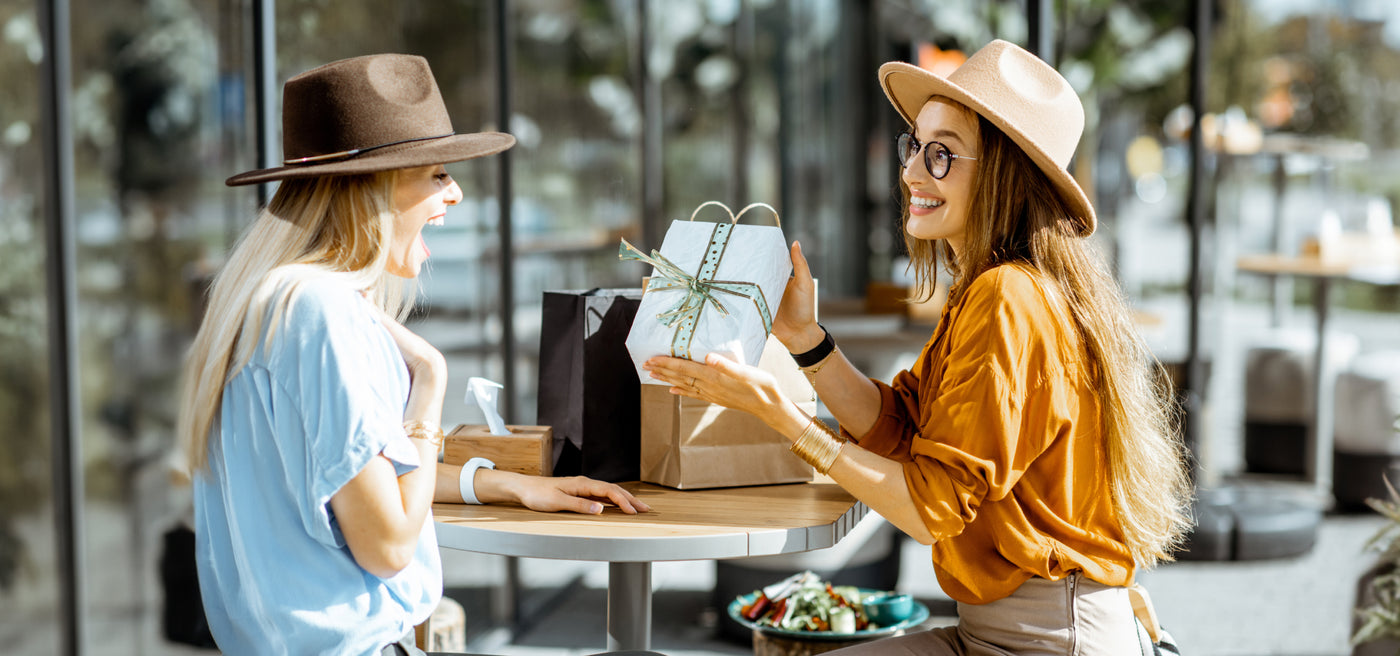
[{"x1": 476, "y1": 469, "x2": 651, "y2": 515}]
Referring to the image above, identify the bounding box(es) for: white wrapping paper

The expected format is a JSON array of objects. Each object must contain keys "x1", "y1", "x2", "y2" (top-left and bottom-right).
[{"x1": 622, "y1": 202, "x2": 791, "y2": 385}]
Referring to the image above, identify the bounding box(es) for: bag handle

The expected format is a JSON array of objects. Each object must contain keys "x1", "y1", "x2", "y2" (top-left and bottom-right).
[
  {"x1": 1129, "y1": 584, "x2": 1162, "y2": 644},
  {"x1": 688, "y1": 201, "x2": 737, "y2": 224},
  {"x1": 735, "y1": 202, "x2": 781, "y2": 227},
  {"x1": 687, "y1": 201, "x2": 782, "y2": 228}
]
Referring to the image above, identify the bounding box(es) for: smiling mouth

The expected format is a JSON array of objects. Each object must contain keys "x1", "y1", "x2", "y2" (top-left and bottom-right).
[
  {"x1": 427, "y1": 214, "x2": 445, "y2": 226},
  {"x1": 910, "y1": 196, "x2": 944, "y2": 209}
]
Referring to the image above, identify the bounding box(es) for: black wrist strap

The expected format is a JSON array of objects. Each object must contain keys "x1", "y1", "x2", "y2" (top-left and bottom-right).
[{"x1": 791, "y1": 324, "x2": 835, "y2": 367}]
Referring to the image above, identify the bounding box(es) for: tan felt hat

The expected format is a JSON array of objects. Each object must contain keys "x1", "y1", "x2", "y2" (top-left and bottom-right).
[
  {"x1": 879, "y1": 40, "x2": 1096, "y2": 236},
  {"x1": 226, "y1": 53, "x2": 514, "y2": 186}
]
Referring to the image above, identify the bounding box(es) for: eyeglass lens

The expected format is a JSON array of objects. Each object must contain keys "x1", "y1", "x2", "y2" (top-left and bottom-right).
[{"x1": 896, "y1": 132, "x2": 951, "y2": 179}]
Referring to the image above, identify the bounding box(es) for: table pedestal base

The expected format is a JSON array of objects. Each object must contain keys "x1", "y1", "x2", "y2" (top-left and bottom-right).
[{"x1": 607, "y1": 561, "x2": 652, "y2": 651}]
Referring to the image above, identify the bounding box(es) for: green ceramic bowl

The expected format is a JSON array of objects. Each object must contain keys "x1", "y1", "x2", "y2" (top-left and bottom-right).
[{"x1": 862, "y1": 592, "x2": 915, "y2": 626}]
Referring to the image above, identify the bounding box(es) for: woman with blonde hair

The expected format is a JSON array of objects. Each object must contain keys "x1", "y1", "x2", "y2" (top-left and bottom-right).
[
  {"x1": 178, "y1": 54, "x2": 647, "y2": 656},
  {"x1": 645, "y1": 40, "x2": 1189, "y2": 654}
]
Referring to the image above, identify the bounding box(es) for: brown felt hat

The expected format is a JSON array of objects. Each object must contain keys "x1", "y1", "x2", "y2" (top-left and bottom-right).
[
  {"x1": 879, "y1": 40, "x2": 1096, "y2": 236},
  {"x1": 226, "y1": 53, "x2": 514, "y2": 186}
]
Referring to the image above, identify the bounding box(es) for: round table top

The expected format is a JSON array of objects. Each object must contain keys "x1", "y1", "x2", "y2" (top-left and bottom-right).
[
  {"x1": 1237, "y1": 253, "x2": 1400, "y2": 283},
  {"x1": 433, "y1": 481, "x2": 868, "y2": 563}
]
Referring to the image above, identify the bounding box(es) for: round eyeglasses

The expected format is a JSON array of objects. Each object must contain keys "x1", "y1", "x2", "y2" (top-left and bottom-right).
[{"x1": 896, "y1": 132, "x2": 977, "y2": 179}]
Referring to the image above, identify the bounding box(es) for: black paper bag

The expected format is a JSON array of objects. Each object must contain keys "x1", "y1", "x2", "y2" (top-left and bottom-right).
[{"x1": 537, "y1": 288, "x2": 644, "y2": 482}]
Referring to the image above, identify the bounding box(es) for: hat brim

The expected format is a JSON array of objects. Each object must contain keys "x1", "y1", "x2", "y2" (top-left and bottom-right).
[
  {"x1": 225, "y1": 132, "x2": 516, "y2": 187},
  {"x1": 878, "y1": 62, "x2": 1096, "y2": 237}
]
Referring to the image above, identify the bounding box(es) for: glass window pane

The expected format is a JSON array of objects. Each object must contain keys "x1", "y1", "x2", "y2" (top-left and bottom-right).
[
  {"x1": 0, "y1": 2, "x2": 58, "y2": 651},
  {"x1": 66, "y1": 0, "x2": 242, "y2": 651}
]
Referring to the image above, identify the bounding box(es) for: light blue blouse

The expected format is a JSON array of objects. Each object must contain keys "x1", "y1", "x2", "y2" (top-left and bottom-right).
[{"x1": 193, "y1": 276, "x2": 442, "y2": 656}]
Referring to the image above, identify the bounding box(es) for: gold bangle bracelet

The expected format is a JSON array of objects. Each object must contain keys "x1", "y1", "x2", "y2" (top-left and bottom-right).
[
  {"x1": 791, "y1": 417, "x2": 844, "y2": 474},
  {"x1": 403, "y1": 420, "x2": 445, "y2": 448}
]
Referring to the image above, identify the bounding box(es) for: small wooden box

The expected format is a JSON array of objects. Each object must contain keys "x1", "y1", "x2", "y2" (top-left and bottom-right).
[{"x1": 445, "y1": 425, "x2": 553, "y2": 476}]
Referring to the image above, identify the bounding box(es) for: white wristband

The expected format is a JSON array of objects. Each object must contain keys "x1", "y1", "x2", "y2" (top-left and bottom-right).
[{"x1": 458, "y1": 457, "x2": 496, "y2": 505}]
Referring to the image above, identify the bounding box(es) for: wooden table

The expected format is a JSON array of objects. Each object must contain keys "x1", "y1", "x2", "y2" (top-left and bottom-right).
[
  {"x1": 434, "y1": 481, "x2": 868, "y2": 652},
  {"x1": 1236, "y1": 251, "x2": 1400, "y2": 497}
]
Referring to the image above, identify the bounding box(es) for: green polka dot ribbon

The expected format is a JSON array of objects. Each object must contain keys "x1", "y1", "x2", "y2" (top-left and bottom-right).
[{"x1": 618, "y1": 202, "x2": 779, "y2": 360}]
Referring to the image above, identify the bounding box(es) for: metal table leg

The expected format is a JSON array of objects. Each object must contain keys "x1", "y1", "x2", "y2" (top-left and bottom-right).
[
  {"x1": 607, "y1": 561, "x2": 652, "y2": 651},
  {"x1": 1308, "y1": 278, "x2": 1334, "y2": 500}
]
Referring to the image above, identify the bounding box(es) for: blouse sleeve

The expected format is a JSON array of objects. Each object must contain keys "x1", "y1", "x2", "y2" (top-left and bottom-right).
[
  {"x1": 265, "y1": 281, "x2": 412, "y2": 547},
  {"x1": 900, "y1": 268, "x2": 1068, "y2": 540},
  {"x1": 840, "y1": 355, "x2": 926, "y2": 462}
]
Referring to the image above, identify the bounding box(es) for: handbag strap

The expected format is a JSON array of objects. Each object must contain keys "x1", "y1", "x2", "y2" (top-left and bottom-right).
[{"x1": 1129, "y1": 584, "x2": 1162, "y2": 643}]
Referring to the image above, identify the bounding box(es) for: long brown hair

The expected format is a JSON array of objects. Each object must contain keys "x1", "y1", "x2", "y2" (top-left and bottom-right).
[
  {"x1": 902, "y1": 100, "x2": 1192, "y2": 568},
  {"x1": 177, "y1": 171, "x2": 408, "y2": 473}
]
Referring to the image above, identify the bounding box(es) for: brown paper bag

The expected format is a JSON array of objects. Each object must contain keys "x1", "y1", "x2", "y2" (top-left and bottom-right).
[{"x1": 640, "y1": 334, "x2": 816, "y2": 489}]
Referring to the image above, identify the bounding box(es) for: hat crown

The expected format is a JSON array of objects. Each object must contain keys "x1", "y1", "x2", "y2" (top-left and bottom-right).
[
  {"x1": 281, "y1": 54, "x2": 455, "y2": 161},
  {"x1": 947, "y1": 40, "x2": 1083, "y2": 169}
]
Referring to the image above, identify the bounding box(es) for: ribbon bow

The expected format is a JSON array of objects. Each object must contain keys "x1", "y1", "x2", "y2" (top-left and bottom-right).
[{"x1": 618, "y1": 222, "x2": 774, "y2": 360}]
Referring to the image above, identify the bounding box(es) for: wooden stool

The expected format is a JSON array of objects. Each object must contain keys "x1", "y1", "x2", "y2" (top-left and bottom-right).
[
  {"x1": 751, "y1": 628, "x2": 905, "y2": 656},
  {"x1": 414, "y1": 596, "x2": 466, "y2": 652}
]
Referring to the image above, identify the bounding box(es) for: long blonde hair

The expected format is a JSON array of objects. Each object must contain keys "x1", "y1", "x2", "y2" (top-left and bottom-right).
[
  {"x1": 177, "y1": 171, "x2": 410, "y2": 472},
  {"x1": 902, "y1": 101, "x2": 1193, "y2": 568}
]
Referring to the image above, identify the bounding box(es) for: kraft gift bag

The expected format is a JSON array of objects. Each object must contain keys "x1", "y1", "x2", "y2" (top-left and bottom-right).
[
  {"x1": 621, "y1": 201, "x2": 791, "y2": 384},
  {"x1": 640, "y1": 335, "x2": 817, "y2": 489},
  {"x1": 535, "y1": 288, "x2": 644, "y2": 482}
]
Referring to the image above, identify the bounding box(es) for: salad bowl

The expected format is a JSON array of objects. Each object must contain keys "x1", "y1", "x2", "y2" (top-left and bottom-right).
[{"x1": 727, "y1": 586, "x2": 930, "y2": 641}]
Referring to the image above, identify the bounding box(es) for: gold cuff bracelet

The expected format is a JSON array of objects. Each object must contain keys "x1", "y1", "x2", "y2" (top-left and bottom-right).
[
  {"x1": 791, "y1": 417, "x2": 844, "y2": 474},
  {"x1": 403, "y1": 420, "x2": 445, "y2": 449}
]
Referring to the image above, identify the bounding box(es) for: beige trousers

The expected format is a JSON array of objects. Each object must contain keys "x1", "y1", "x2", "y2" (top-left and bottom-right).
[{"x1": 828, "y1": 573, "x2": 1142, "y2": 656}]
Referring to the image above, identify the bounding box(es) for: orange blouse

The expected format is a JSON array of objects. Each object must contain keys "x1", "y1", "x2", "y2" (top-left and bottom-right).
[{"x1": 848, "y1": 263, "x2": 1134, "y2": 604}]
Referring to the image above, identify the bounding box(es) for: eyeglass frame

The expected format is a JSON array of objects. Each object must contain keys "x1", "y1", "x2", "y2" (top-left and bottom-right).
[{"x1": 896, "y1": 131, "x2": 978, "y2": 180}]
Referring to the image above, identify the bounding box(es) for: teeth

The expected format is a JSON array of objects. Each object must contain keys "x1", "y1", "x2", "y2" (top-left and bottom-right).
[
  {"x1": 911, "y1": 197, "x2": 944, "y2": 209},
  {"x1": 428, "y1": 216, "x2": 445, "y2": 226}
]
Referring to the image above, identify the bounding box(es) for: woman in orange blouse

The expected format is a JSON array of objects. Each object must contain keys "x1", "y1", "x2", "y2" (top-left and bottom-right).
[{"x1": 644, "y1": 40, "x2": 1190, "y2": 654}]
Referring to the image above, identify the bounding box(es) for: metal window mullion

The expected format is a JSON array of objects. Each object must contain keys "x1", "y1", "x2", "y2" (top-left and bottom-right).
[
  {"x1": 38, "y1": 0, "x2": 85, "y2": 653},
  {"x1": 253, "y1": 0, "x2": 278, "y2": 207},
  {"x1": 637, "y1": 0, "x2": 663, "y2": 250},
  {"x1": 1027, "y1": 0, "x2": 1053, "y2": 64},
  {"x1": 1182, "y1": 0, "x2": 1213, "y2": 475},
  {"x1": 494, "y1": 0, "x2": 516, "y2": 422}
]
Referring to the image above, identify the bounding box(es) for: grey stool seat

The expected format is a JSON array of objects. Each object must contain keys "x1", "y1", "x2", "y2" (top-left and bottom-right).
[
  {"x1": 1180, "y1": 485, "x2": 1321, "y2": 561},
  {"x1": 1242, "y1": 329, "x2": 1358, "y2": 474},
  {"x1": 1333, "y1": 351, "x2": 1400, "y2": 508}
]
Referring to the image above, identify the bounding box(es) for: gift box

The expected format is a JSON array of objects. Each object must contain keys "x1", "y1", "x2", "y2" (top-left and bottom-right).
[
  {"x1": 640, "y1": 334, "x2": 816, "y2": 489},
  {"x1": 445, "y1": 425, "x2": 553, "y2": 476},
  {"x1": 621, "y1": 201, "x2": 791, "y2": 385}
]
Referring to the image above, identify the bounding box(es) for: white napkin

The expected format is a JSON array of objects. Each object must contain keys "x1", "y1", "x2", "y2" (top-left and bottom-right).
[{"x1": 466, "y1": 377, "x2": 508, "y2": 435}]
